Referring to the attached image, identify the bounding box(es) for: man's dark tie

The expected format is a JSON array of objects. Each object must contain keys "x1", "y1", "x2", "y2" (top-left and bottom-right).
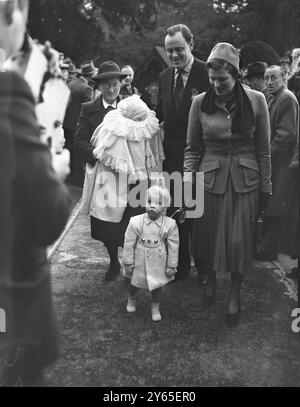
[
  {"x1": 174, "y1": 69, "x2": 184, "y2": 112},
  {"x1": 267, "y1": 94, "x2": 274, "y2": 110},
  {"x1": 105, "y1": 105, "x2": 115, "y2": 113}
]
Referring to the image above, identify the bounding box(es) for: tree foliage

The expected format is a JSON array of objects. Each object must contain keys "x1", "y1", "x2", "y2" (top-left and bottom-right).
[{"x1": 27, "y1": 0, "x2": 300, "y2": 66}]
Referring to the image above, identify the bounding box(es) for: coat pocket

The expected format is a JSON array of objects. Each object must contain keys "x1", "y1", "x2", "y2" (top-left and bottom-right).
[
  {"x1": 199, "y1": 160, "x2": 221, "y2": 189},
  {"x1": 239, "y1": 157, "x2": 260, "y2": 186}
]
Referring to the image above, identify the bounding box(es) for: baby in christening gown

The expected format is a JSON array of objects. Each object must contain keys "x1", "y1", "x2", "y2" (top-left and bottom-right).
[
  {"x1": 92, "y1": 94, "x2": 164, "y2": 181},
  {"x1": 81, "y1": 95, "x2": 164, "y2": 221}
]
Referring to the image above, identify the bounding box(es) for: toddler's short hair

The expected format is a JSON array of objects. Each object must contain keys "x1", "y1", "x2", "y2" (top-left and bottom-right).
[{"x1": 146, "y1": 185, "x2": 171, "y2": 208}]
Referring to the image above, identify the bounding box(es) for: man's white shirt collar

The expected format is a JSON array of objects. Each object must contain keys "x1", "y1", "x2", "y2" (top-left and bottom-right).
[
  {"x1": 176, "y1": 55, "x2": 194, "y2": 74},
  {"x1": 102, "y1": 99, "x2": 117, "y2": 109}
]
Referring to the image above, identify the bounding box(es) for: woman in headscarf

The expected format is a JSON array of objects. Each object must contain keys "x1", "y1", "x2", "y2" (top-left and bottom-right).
[{"x1": 184, "y1": 43, "x2": 272, "y2": 326}]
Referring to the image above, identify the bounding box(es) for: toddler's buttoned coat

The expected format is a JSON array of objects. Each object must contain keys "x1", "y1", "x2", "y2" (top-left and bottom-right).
[{"x1": 123, "y1": 214, "x2": 179, "y2": 291}]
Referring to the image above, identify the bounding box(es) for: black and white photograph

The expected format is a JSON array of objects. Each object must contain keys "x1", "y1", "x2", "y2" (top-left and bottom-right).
[{"x1": 0, "y1": 0, "x2": 299, "y2": 390}]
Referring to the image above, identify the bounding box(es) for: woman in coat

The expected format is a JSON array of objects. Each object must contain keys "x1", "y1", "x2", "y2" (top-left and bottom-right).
[
  {"x1": 76, "y1": 62, "x2": 164, "y2": 282},
  {"x1": 184, "y1": 43, "x2": 272, "y2": 326}
]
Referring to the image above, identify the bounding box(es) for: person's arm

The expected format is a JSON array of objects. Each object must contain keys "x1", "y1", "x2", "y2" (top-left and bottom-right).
[
  {"x1": 166, "y1": 220, "x2": 179, "y2": 269},
  {"x1": 122, "y1": 219, "x2": 139, "y2": 273},
  {"x1": 271, "y1": 94, "x2": 299, "y2": 161},
  {"x1": 184, "y1": 95, "x2": 204, "y2": 182},
  {"x1": 155, "y1": 77, "x2": 163, "y2": 124},
  {"x1": 289, "y1": 136, "x2": 299, "y2": 177},
  {"x1": 6, "y1": 73, "x2": 71, "y2": 246},
  {"x1": 254, "y1": 92, "x2": 272, "y2": 193},
  {"x1": 74, "y1": 104, "x2": 97, "y2": 165}
]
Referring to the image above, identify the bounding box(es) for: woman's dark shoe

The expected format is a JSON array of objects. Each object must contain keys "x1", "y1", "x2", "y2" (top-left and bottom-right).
[
  {"x1": 225, "y1": 306, "x2": 241, "y2": 327},
  {"x1": 202, "y1": 293, "x2": 216, "y2": 307},
  {"x1": 105, "y1": 262, "x2": 120, "y2": 282}
]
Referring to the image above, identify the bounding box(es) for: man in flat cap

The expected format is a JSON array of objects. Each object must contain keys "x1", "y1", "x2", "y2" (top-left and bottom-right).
[{"x1": 245, "y1": 61, "x2": 269, "y2": 99}]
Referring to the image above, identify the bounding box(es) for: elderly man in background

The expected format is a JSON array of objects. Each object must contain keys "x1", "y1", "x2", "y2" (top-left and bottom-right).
[
  {"x1": 0, "y1": 0, "x2": 71, "y2": 386},
  {"x1": 156, "y1": 24, "x2": 209, "y2": 282},
  {"x1": 63, "y1": 60, "x2": 97, "y2": 186},
  {"x1": 257, "y1": 65, "x2": 299, "y2": 261}
]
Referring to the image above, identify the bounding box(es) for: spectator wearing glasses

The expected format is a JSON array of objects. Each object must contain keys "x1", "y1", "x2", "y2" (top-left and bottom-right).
[{"x1": 75, "y1": 61, "x2": 131, "y2": 281}]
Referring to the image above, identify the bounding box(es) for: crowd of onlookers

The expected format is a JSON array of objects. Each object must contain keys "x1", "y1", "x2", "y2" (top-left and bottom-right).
[{"x1": 239, "y1": 49, "x2": 299, "y2": 279}]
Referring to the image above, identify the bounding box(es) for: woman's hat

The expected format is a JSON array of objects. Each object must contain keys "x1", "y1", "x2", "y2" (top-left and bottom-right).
[
  {"x1": 94, "y1": 61, "x2": 127, "y2": 82},
  {"x1": 78, "y1": 60, "x2": 98, "y2": 77},
  {"x1": 207, "y1": 42, "x2": 240, "y2": 71},
  {"x1": 245, "y1": 61, "x2": 268, "y2": 79}
]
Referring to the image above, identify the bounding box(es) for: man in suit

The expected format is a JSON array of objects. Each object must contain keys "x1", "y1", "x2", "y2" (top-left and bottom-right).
[
  {"x1": 156, "y1": 24, "x2": 209, "y2": 282},
  {"x1": 63, "y1": 60, "x2": 97, "y2": 186},
  {"x1": 0, "y1": 0, "x2": 71, "y2": 386},
  {"x1": 257, "y1": 65, "x2": 299, "y2": 261},
  {"x1": 75, "y1": 61, "x2": 128, "y2": 281}
]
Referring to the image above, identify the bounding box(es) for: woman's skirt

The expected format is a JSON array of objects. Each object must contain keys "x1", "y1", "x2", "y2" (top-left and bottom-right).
[{"x1": 192, "y1": 180, "x2": 259, "y2": 274}]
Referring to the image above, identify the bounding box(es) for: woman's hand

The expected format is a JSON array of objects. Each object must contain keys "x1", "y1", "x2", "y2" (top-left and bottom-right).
[
  {"x1": 124, "y1": 264, "x2": 134, "y2": 275},
  {"x1": 259, "y1": 192, "x2": 272, "y2": 213},
  {"x1": 52, "y1": 149, "x2": 70, "y2": 181},
  {"x1": 166, "y1": 267, "x2": 177, "y2": 278}
]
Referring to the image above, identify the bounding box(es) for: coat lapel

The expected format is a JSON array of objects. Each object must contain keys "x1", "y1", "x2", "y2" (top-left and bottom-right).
[
  {"x1": 164, "y1": 68, "x2": 176, "y2": 118},
  {"x1": 88, "y1": 96, "x2": 120, "y2": 129}
]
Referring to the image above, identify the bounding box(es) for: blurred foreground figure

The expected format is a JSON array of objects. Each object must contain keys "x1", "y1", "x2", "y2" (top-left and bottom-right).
[{"x1": 0, "y1": 0, "x2": 71, "y2": 386}]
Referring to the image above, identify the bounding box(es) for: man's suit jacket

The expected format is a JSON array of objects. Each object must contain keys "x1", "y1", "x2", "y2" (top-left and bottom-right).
[
  {"x1": 156, "y1": 58, "x2": 210, "y2": 174},
  {"x1": 63, "y1": 76, "x2": 93, "y2": 136},
  {"x1": 0, "y1": 71, "x2": 71, "y2": 374},
  {"x1": 74, "y1": 95, "x2": 120, "y2": 166}
]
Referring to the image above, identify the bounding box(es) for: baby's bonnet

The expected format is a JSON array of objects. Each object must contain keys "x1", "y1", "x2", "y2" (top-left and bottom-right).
[{"x1": 91, "y1": 95, "x2": 164, "y2": 178}]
